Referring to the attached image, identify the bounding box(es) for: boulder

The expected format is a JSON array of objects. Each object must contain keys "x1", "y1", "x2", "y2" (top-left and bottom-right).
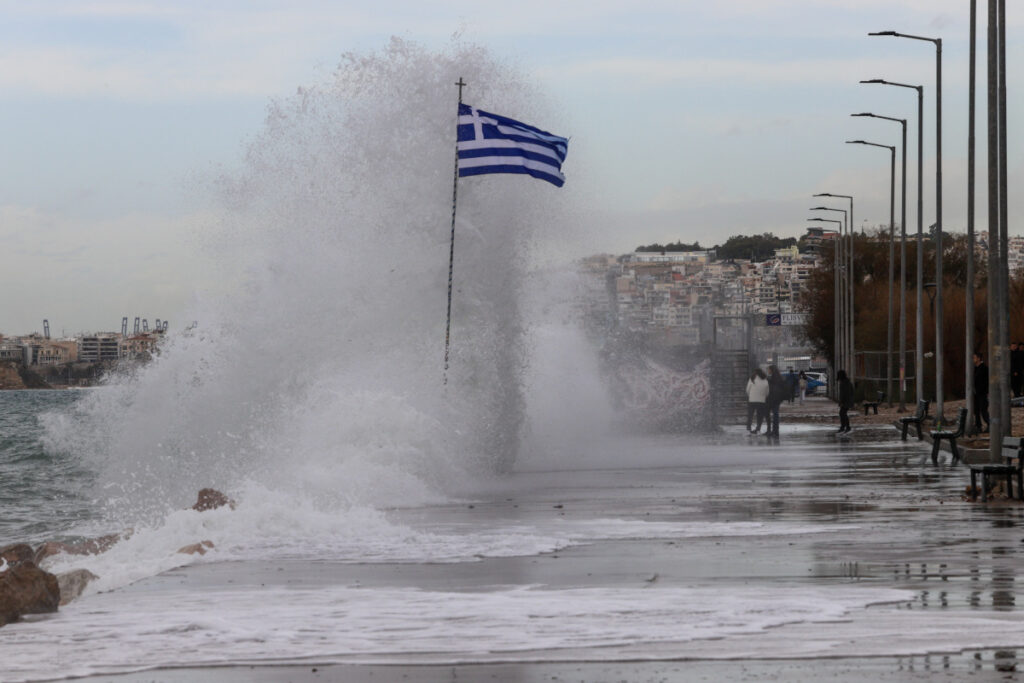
[
  {"x1": 177, "y1": 540, "x2": 215, "y2": 556},
  {"x1": 0, "y1": 562, "x2": 60, "y2": 627},
  {"x1": 192, "y1": 488, "x2": 235, "y2": 512},
  {"x1": 34, "y1": 532, "x2": 126, "y2": 564},
  {"x1": 56, "y1": 569, "x2": 99, "y2": 605},
  {"x1": 1, "y1": 544, "x2": 36, "y2": 567}
]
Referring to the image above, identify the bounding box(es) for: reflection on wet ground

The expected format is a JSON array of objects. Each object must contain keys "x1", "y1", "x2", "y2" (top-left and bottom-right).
[{"x1": 705, "y1": 424, "x2": 1024, "y2": 608}]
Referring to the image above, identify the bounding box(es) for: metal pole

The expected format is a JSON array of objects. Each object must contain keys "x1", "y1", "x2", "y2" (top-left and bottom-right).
[
  {"x1": 848, "y1": 197, "x2": 855, "y2": 381},
  {"x1": 443, "y1": 78, "x2": 467, "y2": 385},
  {"x1": 916, "y1": 88, "x2": 924, "y2": 406},
  {"x1": 988, "y1": 0, "x2": 1001, "y2": 461},
  {"x1": 867, "y1": 33, "x2": 942, "y2": 415},
  {"x1": 934, "y1": 38, "x2": 945, "y2": 424},
  {"x1": 998, "y1": 0, "x2": 1010, "y2": 429},
  {"x1": 834, "y1": 236, "x2": 841, "y2": 398},
  {"x1": 887, "y1": 146, "x2": 896, "y2": 407},
  {"x1": 966, "y1": 0, "x2": 977, "y2": 432},
  {"x1": 898, "y1": 121, "x2": 908, "y2": 411}
]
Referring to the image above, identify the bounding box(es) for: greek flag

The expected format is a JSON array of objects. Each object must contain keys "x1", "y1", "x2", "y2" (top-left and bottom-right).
[{"x1": 457, "y1": 103, "x2": 568, "y2": 187}]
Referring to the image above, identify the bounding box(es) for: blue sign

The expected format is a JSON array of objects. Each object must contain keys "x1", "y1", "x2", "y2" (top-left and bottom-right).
[{"x1": 766, "y1": 314, "x2": 782, "y2": 326}]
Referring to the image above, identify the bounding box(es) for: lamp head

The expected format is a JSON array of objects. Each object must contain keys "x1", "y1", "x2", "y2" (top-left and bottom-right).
[
  {"x1": 851, "y1": 113, "x2": 873, "y2": 117},
  {"x1": 860, "y1": 78, "x2": 886, "y2": 84},
  {"x1": 846, "y1": 140, "x2": 867, "y2": 144},
  {"x1": 869, "y1": 30, "x2": 898, "y2": 37}
]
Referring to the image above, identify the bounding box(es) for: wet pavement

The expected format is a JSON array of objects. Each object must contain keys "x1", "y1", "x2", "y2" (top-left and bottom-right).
[{"x1": 70, "y1": 405, "x2": 1024, "y2": 682}]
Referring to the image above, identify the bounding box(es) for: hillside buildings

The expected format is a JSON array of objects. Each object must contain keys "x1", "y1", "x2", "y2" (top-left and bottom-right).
[
  {"x1": 0, "y1": 329, "x2": 165, "y2": 368},
  {"x1": 582, "y1": 245, "x2": 819, "y2": 348}
]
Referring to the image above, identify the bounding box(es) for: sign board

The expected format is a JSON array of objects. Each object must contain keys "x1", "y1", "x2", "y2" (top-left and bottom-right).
[
  {"x1": 764, "y1": 313, "x2": 808, "y2": 327},
  {"x1": 781, "y1": 313, "x2": 809, "y2": 326}
]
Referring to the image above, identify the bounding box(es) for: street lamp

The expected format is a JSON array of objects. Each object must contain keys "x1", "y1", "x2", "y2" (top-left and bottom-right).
[
  {"x1": 869, "y1": 30, "x2": 944, "y2": 421},
  {"x1": 809, "y1": 218, "x2": 844, "y2": 394},
  {"x1": 861, "y1": 78, "x2": 924, "y2": 409},
  {"x1": 813, "y1": 193, "x2": 855, "y2": 380},
  {"x1": 810, "y1": 206, "x2": 848, "y2": 384},
  {"x1": 846, "y1": 139, "x2": 896, "y2": 409},
  {"x1": 852, "y1": 113, "x2": 908, "y2": 412}
]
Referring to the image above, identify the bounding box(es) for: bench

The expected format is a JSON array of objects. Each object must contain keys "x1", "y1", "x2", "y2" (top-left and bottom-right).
[
  {"x1": 863, "y1": 391, "x2": 885, "y2": 415},
  {"x1": 969, "y1": 436, "x2": 1024, "y2": 502},
  {"x1": 899, "y1": 399, "x2": 930, "y2": 441},
  {"x1": 930, "y1": 407, "x2": 968, "y2": 463}
]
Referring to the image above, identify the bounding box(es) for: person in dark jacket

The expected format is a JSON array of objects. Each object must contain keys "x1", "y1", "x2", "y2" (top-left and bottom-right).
[
  {"x1": 974, "y1": 352, "x2": 990, "y2": 433},
  {"x1": 765, "y1": 364, "x2": 787, "y2": 437},
  {"x1": 836, "y1": 369, "x2": 854, "y2": 433},
  {"x1": 1011, "y1": 342, "x2": 1024, "y2": 398}
]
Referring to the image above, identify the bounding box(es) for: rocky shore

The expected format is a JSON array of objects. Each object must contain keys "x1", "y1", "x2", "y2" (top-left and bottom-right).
[{"x1": 0, "y1": 489, "x2": 233, "y2": 628}]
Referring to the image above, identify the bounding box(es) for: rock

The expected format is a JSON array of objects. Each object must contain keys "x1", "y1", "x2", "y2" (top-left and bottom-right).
[
  {"x1": 177, "y1": 540, "x2": 215, "y2": 556},
  {"x1": 34, "y1": 532, "x2": 126, "y2": 564},
  {"x1": 192, "y1": 488, "x2": 235, "y2": 512},
  {"x1": 56, "y1": 569, "x2": 99, "y2": 606},
  {"x1": 0, "y1": 562, "x2": 60, "y2": 627},
  {"x1": 1, "y1": 544, "x2": 36, "y2": 567}
]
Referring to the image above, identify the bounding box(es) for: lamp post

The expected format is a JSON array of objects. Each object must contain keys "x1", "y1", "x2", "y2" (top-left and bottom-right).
[
  {"x1": 846, "y1": 139, "x2": 896, "y2": 408},
  {"x1": 869, "y1": 30, "x2": 944, "y2": 422},
  {"x1": 861, "y1": 79, "x2": 924, "y2": 408},
  {"x1": 810, "y1": 207, "x2": 848, "y2": 389},
  {"x1": 809, "y1": 218, "x2": 844, "y2": 393},
  {"x1": 813, "y1": 193, "x2": 854, "y2": 380},
  {"x1": 924, "y1": 283, "x2": 937, "y2": 402},
  {"x1": 852, "y1": 114, "x2": 907, "y2": 411}
]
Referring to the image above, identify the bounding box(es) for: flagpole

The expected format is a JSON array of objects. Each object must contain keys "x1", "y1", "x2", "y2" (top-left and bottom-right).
[{"x1": 443, "y1": 78, "x2": 466, "y2": 385}]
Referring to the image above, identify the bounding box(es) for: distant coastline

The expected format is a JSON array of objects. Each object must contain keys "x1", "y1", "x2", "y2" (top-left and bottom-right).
[{"x1": 0, "y1": 360, "x2": 111, "y2": 391}]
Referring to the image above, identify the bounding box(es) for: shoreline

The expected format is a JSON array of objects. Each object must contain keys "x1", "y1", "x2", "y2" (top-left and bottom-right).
[{"x1": 13, "y1": 398, "x2": 1024, "y2": 682}]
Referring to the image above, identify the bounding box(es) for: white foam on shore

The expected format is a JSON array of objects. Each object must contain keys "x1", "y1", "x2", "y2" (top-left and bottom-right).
[
  {"x1": 41, "y1": 497, "x2": 853, "y2": 595},
  {"x1": 4, "y1": 583, "x2": 914, "y2": 681}
]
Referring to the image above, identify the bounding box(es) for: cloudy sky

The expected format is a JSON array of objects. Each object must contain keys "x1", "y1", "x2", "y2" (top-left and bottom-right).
[{"x1": 0, "y1": 1, "x2": 1020, "y2": 335}]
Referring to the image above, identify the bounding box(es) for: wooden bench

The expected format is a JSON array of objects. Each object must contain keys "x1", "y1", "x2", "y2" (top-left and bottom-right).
[
  {"x1": 969, "y1": 436, "x2": 1024, "y2": 502},
  {"x1": 899, "y1": 399, "x2": 930, "y2": 441},
  {"x1": 863, "y1": 391, "x2": 885, "y2": 415},
  {"x1": 929, "y1": 407, "x2": 968, "y2": 463}
]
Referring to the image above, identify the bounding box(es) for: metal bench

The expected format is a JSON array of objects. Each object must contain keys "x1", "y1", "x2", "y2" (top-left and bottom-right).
[
  {"x1": 863, "y1": 391, "x2": 885, "y2": 415},
  {"x1": 969, "y1": 436, "x2": 1024, "y2": 502},
  {"x1": 929, "y1": 407, "x2": 968, "y2": 463},
  {"x1": 899, "y1": 399, "x2": 930, "y2": 441}
]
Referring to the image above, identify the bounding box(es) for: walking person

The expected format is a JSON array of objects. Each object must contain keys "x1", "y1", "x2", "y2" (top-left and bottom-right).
[
  {"x1": 798, "y1": 371, "x2": 808, "y2": 405},
  {"x1": 974, "y1": 352, "x2": 991, "y2": 433},
  {"x1": 747, "y1": 368, "x2": 769, "y2": 434},
  {"x1": 836, "y1": 369, "x2": 854, "y2": 433},
  {"x1": 765, "y1": 365, "x2": 786, "y2": 437}
]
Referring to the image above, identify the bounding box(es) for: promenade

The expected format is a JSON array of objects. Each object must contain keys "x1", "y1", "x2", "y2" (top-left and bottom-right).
[{"x1": 40, "y1": 397, "x2": 1024, "y2": 683}]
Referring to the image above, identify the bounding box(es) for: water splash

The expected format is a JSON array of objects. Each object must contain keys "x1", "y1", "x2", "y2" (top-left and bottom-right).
[{"x1": 43, "y1": 38, "x2": 584, "y2": 530}]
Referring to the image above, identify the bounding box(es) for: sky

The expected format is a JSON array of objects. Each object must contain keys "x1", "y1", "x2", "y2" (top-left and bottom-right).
[{"x1": 0, "y1": 0, "x2": 1021, "y2": 335}]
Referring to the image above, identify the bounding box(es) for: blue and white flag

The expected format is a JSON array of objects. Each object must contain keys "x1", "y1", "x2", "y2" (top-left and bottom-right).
[{"x1": 456, "y1": 103, "x2": 568, "y2": 187}]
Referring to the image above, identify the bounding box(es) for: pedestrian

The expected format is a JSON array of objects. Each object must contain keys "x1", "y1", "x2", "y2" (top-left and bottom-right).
[
  {"x1": 765, "y1": 365, "x2": 786, "y2": 437},
  {"x1": 974, "y1": 351, "x2": 990, "y2": 433},
  {"x1": 1011, "y1": 342, "x2": 1024, "y2": 398},
  {"x1": 786, "y1": 368, "x2": 798, "y2": 403},
  {"x1": 747, "y1": 368, "x2": 769, "y2": 434},
  {"x1": 836, "y1": 369, "x2": 854, "y2": 433},
  {"x1": 798, "y1": 371, "x2": 808, "y2": 405}
]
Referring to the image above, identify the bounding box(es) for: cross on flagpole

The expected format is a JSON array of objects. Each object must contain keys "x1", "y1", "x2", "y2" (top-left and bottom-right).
[{"x1": 443, "y1": 78, "x2": 465, "y2": 385}]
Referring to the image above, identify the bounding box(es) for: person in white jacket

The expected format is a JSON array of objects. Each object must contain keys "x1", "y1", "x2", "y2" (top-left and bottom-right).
[{"x1": 746, "y1": 368, "x2": 770, "y2": 433}]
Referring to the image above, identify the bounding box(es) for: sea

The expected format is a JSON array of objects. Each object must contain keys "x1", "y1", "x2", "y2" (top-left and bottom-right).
[{"x1": 4, "y1": 39, "x2": 1024, "y2": 682}]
